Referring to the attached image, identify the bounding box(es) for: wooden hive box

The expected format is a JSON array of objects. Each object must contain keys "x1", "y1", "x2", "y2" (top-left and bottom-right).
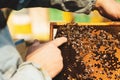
[{"x1": 50, "y1": 22, "x2": 120, "y2": 80}]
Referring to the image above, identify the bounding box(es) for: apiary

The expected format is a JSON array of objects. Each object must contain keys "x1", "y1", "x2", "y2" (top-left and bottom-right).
[{"x1": 50, "y1": 22, "x2": 120, "y2": 80}]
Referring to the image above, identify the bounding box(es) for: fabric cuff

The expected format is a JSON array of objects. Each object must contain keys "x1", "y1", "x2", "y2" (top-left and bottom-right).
[
  {"x1": 14, "y1": 62, "x2": 52, "y2": 80},
  {"x1": 75, "y1": 0, "x2": 97, "y2": 14},
  {"x1": 50, "y1": 0, "x2": 97, "y2": 14}
]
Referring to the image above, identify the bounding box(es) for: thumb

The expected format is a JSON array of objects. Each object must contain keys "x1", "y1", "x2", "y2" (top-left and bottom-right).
[{"x1": 51, "y1": 37, "x2": 67, "y2": 47}]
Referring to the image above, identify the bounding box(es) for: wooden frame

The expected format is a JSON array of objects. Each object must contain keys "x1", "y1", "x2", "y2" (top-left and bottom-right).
[{"x1": 50, "y1": 22, "x2": 120, "y2": 40}]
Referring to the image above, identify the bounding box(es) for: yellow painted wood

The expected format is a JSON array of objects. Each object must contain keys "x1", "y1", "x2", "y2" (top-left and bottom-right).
[{"x1": 63, "y1": 12, "x2": 73, "y2": 23}]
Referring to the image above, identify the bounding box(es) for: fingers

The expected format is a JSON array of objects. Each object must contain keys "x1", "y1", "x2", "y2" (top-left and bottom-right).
[
  {"x1": 32, "y1": 40, "x2": 41, "y2": 46},
  {"x1": 51, "y1": 37, "x2": 67, "y2": 47}
]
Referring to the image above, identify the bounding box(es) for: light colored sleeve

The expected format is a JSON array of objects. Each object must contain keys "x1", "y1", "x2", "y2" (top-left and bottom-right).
[
  {"x1": 0, "y1": 26, "x2": 51, "y2": 80},
  {"x1": 10, "y1": 62, "x2": 51, "y2": 80}
]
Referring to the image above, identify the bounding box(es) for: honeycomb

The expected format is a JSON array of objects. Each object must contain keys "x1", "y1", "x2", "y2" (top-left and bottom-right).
[{"x1": 52, "y1": 23, "x2": 120, "y2": 80}]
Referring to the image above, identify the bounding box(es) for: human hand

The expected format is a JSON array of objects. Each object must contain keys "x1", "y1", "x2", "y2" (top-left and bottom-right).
[
  {"x1": 95, "y1": 0, "x2": 120, "y2": 21},
  {"x1": 26, "y1": 39, "x2": 41, "y2": 56},
  {"x1": 26, "y1": 37, "x2": 67, "y2": 78}
]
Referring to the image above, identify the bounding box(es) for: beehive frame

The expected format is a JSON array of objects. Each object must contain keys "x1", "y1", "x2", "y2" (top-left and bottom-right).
[
  {"x1": 50, "y1": 22, "x2": 120, "y2": 80},
  {"x1": 50, "y1": 22, "x2": 120, "y2": 40}
]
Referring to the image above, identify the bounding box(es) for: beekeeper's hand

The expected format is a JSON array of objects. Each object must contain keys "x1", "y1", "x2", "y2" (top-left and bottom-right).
[
  {"x1": 26, "y1": 37, "x2": 67, "y2": 78},
  {"x1": 95, "y1": 0, "x2": 120, "y2": 21}
]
